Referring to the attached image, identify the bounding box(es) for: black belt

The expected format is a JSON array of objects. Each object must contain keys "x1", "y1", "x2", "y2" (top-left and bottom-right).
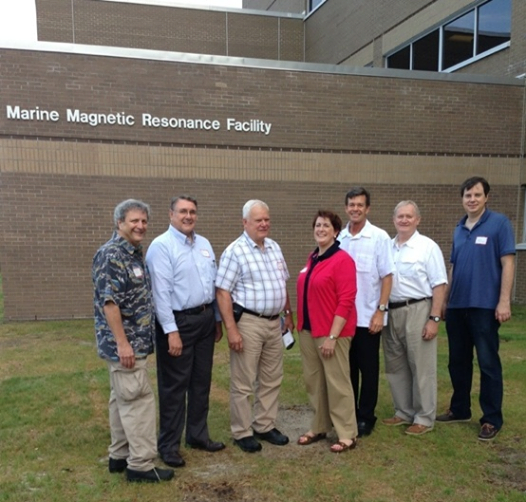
[
  {"x1": 174, "y1": 303, "x2": 213, "y2": 316},
  {"x1": 388, "y1": 297, "x2": 430, "y2": 310},
  {"x1": 242, "y1": 308, "x2": 280, "y2": 321}
]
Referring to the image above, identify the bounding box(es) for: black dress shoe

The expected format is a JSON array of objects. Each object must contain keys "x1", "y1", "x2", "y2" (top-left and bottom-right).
[
  {"x1": 160, "y1": 452, "x2": 186, "y2": 468},
  {"x1": 233, "y1": 436, "x2": 262, "y2": 453},
  {"x1": 254, "y1": 428, "x2": 289, "y2": 446},
  {"x1": 357, "y1": 421, "x2": 374, "y2": 438},
  {"x1": 126, "y1": 467, "x2": 174, "y2": 483},
  {"x1": 186, "y1": 439, "x2": 226, "y2": 452},
  {"x1": 108, "y1": 457, "x2": 128, "y2": 473}
]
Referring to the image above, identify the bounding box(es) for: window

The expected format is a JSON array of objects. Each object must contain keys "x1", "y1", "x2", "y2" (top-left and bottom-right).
[
  {"x1": 387, "y1": 46, "x2": 410, "y2": 70},
  {"x1": 309, "y1": 0, "x2": 326, "y2": 12},
  {"x1": 413, "y1": 30, "x2": 439, "y2": 71},
  {"x1": 386, "y1": 0, "x2": 511, "y2": 73},
  {"x1": 477, "y1": 0, "x2": 511, "y2": 54},
  {"x1": 443, "y1": 11, "x2": 474, "y2": 70}
]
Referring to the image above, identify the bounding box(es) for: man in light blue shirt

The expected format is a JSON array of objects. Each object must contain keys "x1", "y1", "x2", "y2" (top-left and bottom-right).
[{"x1": 146, "y1": 195, "x2": 224, "y2": 469}]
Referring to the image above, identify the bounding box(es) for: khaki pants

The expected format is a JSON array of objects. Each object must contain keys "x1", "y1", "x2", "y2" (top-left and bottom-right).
[
  {"x1": 107, "y1": 358, "x2": 157, "y2": 471},
  {"x1": 299, "y1": 330, "x2": 358, "y2": 441},
  {"x1": 229, "y1": 314, "x2": 283, "y2": 439},
  {"x1": 383, "y1": 299, "x2": 437, "y2": 427}
]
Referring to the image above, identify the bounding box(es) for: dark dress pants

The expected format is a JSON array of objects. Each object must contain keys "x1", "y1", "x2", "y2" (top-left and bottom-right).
[
  {"x1": 349, "y1": 326, "x2": 381, "y2": 426},
  {"x1": 156, "y1": 308, "x2": 216, "y2": 455},
  {"x1": 445, "y1": 308, "x2": 503, "y2": 429}
]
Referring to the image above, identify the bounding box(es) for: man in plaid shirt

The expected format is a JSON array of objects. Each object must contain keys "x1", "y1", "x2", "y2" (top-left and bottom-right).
[{"x1": 216, "y1": 200, "x2": 294, "y2": 453}]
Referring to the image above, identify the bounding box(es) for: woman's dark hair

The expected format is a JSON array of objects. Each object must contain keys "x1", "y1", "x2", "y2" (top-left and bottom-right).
[{"x1": 312, "y1": 210, "x2": 342, "y2": 233}]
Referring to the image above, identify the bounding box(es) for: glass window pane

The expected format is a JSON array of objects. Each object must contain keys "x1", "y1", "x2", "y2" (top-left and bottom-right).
[
  {"x1": 412, "y1": 30, "x2": 439, "y2": 71},
  {"x1": 387, "y1": 46, "x2": 410, "y2": 69},
  {"x1": 310, "y1": 0, "x2": 325, "y2": 11},
  {"x1": 443, "y1": 10, "x2": 475, "y2": 69},
  {"x1": 477, "y1": 0, "x2": 511, "y2": 54}
]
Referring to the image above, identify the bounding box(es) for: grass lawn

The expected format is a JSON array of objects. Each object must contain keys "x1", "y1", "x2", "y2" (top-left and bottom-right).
[{"x1": 0, "y1": 307, "x2": 525, "y2": 501}]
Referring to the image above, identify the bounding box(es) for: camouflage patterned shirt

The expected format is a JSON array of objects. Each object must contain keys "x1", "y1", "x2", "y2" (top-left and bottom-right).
[{"x1": 92, "y1": 232, "x2": 155, "y2": 361}]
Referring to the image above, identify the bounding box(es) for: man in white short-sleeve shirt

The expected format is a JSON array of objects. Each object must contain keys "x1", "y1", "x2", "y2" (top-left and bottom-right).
[
  {"x1": 382, "y1": 200, "x2": 447, "y2": 436},
  {"x1": 339, "y1": 187, "x2": 394, "y2": 438}
]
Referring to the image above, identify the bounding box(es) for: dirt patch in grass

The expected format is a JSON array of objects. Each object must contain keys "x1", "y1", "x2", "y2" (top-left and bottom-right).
[
  {"x1": 486, "y1": 443, "x2": 526, "y2": 493},
  {"x1": 181, "y1": 480, "x2": 274, "y2": 502}
]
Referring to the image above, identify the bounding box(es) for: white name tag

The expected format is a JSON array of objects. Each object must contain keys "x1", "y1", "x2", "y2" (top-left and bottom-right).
[
  {"x1": 133, "y1": 266, "x2": 144, "y2": 278},
  {"x1": 475, "y1": 236, "x2": 488, "y2": 245},
  {"x1": 300, "y1": 267, "x2": 308, "y2": 273},
  {"x1": 201, "y1": 249, "x2": 210, "y2": 257}
]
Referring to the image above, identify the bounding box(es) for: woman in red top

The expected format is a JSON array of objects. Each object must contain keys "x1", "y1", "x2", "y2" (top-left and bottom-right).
[{"x1": 296, "y1": 210, "x2": 358, "y2": 452}]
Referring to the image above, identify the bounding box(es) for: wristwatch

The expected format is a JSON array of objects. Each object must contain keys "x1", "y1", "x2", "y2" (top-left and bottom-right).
[
  {"x1": 429, "y1": 315, "x2": 441, "y2": 323},
  {"x1": 329, "y1": 335, "x2": 338, "y2": 340},
  {"x1": 378, "y1": 304, "x2": 388, "y2": 312}
]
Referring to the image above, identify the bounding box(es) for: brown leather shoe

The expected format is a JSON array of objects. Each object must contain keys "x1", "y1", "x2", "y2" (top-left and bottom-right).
[
  {"x1": 405, "y1": 424, "x2": 433, "y2": 436},
  {"x1": 382, "y1": 416, "x2": 411, "y2": 426}
]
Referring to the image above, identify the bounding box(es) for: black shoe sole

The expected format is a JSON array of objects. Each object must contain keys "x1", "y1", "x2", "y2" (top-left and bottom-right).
[
  {"x1": 233, "y1": 439, "x2": 262, "y2": 453},
  {"x1": 253, "y1": 432, "x2": 289, "y2": 446}
]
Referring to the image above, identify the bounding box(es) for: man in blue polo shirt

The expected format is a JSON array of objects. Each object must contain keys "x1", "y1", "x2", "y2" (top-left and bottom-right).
[{"x1": 438, "y1": 177, "x2": 515, "y2": 441}]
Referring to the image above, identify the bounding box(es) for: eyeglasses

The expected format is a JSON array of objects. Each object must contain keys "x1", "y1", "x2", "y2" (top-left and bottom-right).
[{"x1": 173, "y1": 209, "x2": 197, "y2": 216}]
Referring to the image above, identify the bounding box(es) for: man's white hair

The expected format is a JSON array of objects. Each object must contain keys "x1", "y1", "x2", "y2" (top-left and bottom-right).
[
  {"x1": 243, "y1": 199, "x2": 269, "y2": 219},
  {"x1": 393, "y1": 200, "x2": 421, "y2": 217}
]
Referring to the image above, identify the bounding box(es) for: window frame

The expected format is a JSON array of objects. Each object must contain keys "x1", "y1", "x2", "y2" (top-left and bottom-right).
[{"x1": 385, "y1": 0, "x2": 511, "y2": 73}]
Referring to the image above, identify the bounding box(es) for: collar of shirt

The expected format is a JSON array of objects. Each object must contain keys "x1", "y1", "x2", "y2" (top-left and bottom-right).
[
  {"x1": 458, "y1": 208, "x2": 490, "y2": 230},
  {"x1": 112, "y1": 231, "x2": 143, "y2": 256},
  {"x1": 393, "y1": 230, "x2": 420, "y2": 249},
  {"x1": 341, "y1": 220, "x2": 373, "y2": 240},
  {"x1": 169, "y1": 224, "x2": 196, "y2": 246},
  {"x1": 243, "y1": 231, "x2": 272, "y2": 250}
]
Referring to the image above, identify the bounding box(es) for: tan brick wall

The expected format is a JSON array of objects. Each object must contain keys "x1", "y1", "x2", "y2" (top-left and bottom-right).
[
  {"x1": 35, "y1": 0, "x2": 74, "y2": 43},
  {"x1": 0, "y1": 159, "x2": 520, "y2": 320},
  {"x1": 305, "y1": 0, "x2": 432, "y2": 64},
  {"x1": 0, "y1": 50, "x2": 522, "y2": 155},
  {"x1": 0, "y1": 48, "x2": 524, "y2": 319},
  {"x1": 243, "y1": 0, "x2": 306, "y2": 13},
  {"x1": 228, "y1": 14, "x2": 279, "y2": 59},
  {"x1": 35, "y1": 0, "x2": 304, "y2": 61}
]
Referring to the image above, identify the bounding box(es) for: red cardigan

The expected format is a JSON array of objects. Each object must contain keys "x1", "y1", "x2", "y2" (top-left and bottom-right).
[{"x1": 296, "y1": 248, "x2": 357, "y2": 338}]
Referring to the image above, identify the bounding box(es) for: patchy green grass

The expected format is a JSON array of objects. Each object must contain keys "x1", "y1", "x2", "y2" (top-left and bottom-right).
[{"x1": 1, "y1": 309, "x2": 526, "y2": 502}]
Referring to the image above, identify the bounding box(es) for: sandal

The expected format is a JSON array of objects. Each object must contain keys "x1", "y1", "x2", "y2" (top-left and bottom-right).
[
  {"x1": 330, "y1": 439, "x2": 357, "y2": 453},
  {"x1": 297, "y1": 432, "x2": 327, "y2": 445}
]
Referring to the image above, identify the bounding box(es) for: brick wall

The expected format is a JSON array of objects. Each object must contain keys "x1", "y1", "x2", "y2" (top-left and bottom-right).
[
  {"x1": 35, "y1": 0, "x2": 305, "y2": 62},
  {"x1": 0, "y1": 48, "x2": 524, "y2": 319},
  {"x1": 243, "y1": 0, "x2": 306, "y2": 13},
  {"x1": 0, "y1": 50, "x2": 522, "y2": 154}
]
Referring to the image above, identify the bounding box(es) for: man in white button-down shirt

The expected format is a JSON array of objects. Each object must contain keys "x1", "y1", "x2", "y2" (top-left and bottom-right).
[
  {"x1": 339, "y1": 187, "x2": 395, "y2": 438},
  {"x1": 382, "y1": 200, "x2": 447, "y2": 436},
  {"x1": 146, "y1": 196, "x2": 225, "y2": 469}
]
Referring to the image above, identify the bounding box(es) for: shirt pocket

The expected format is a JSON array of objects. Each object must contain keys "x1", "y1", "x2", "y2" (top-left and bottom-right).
[
  {"x1": 397, "y1": 256, "x2": 418, "y2": 277},
  {"x1": 355, "y1": 253, "x2": 374, "y2": 273}
]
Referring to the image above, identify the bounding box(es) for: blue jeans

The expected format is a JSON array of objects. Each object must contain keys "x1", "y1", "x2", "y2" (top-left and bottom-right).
[{"x1": 445, "y1": 308, "x2": 503, "y2": 429}]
